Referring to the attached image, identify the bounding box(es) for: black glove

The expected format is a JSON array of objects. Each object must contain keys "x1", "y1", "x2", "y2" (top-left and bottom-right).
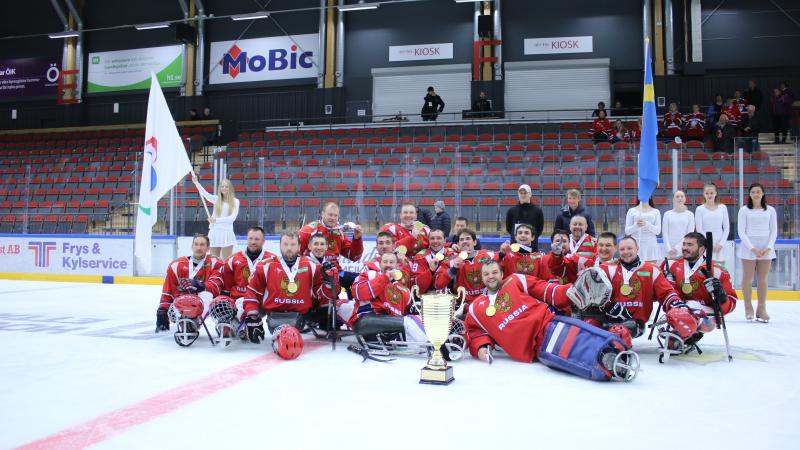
[
  {"x1": 663, "y1": 268, "x2": 675, "y2": 284},
  {"x1": 178, "y1": 277, "x2": 206, "y2": 293},
  {"x1": 156, "y1": 308, "x2": 170, "y2": 332},
  {"x1": 703, "y1": 277, "x2": 727, "y2": 306},
  {"x1": 321, "y1": 260, "x2": 338, "y2": 284},
  {"x1": 244, "y1": 315, "x2": 265, "y2": 344},
  {"x1": 600, "y1": 301, "x2": 633, "y2": 321}
]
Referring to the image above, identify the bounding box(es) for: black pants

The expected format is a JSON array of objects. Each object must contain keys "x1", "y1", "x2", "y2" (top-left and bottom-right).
[
  {"x1": 772, "y1": 114, "x2": 790, "y2": 140},
  {"x1": 422, "y1": 112, "x2": 438, "y2": 121}
]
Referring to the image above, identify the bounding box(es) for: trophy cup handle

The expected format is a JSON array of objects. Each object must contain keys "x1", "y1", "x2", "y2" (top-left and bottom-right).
[
  {"x1": 456, "y1": 286, "x2": 467, "y2": 304},
  {"x1": 410, "y1": 284, "x2": 419, "y2": 299}
]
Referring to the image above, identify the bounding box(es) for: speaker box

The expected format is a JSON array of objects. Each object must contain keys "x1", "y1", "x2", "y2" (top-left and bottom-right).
[
  {"x1": 175, "y1": 23, "x2": 197, "y2": 45},
  {"x1": 478, "y1": 15, "x2": 493, "y2": 38}
]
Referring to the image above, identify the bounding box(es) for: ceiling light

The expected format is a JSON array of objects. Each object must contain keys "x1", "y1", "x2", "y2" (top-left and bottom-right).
[
  {"x1": 134, "y1": 22, "x2": 171, "y2": 30},
  {"x1": 231, "y1": 11, "x2": 270, "y2": 21},
  {"x1": 338, "y1": 3, "x2": 380, "y2": 11},
  {"x1": 48, "y1": 30, "x2": 80, "y2": 39}
]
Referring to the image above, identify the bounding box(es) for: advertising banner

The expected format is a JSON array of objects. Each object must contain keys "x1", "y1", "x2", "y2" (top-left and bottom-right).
[
  {"x1": 0, "y1": 236, "x2": 134, "y2": 276},
  {"x1": 209, "y1": 34, "x2": 319, "y2": 84},
  {"x1": 87, "y1": 45, "x2": 183, "y2": 93},
  {"x1": 524, "y1": 36, "x2": 594, "y2": 55},
  {"x1": 0, "y1": 57, "x2": 60, "y2": 98},
  {"x1": 389, "y1": 43, "x2": 454, "y2": 62}
]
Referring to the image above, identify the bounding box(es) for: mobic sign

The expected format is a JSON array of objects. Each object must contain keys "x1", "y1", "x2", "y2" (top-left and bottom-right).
[
  {"x1": 524, "y1": 36, "x2": 594, "y2": 55},
  {"x1": 389, "y1": 43, "x2": 454, "y2": 62},
  {"x1": 209, "y1": 34, "x2": 319, "y2": 84}
]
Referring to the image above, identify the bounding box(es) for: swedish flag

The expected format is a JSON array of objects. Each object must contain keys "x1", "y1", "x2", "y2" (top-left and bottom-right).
[{"x1": 638, "y1": 37, "x2": 659, "y2": 204}]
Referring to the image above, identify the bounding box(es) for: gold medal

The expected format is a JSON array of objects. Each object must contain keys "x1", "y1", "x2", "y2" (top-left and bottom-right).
[
  {"x1": 620, "y1": 284, "x2": 633, "y2": 296},
  {"x1": 393, "y1": 270, "x2": 403, "y2": 281},
  {"x1": 397, "y1": 245, "x2": 407, "y2": 256},
  {"x1": 510, "y1": 243, "x2": 520, "y2": 253},
  {"x1": 435, "y1": 253, "x2": 445, "y2": 261},
  {"x1": 287, "y1": 281, "x2": 298, "y2": 294},
  {"x1": 681, "y1": 283, "x2": 693, "y2": 294},
  {"x1": 485, "y1": 305, "x2": 496, "y2": 317},
  {"x1": 458, "y1": 251, "x2": 468, "y2": 260}
]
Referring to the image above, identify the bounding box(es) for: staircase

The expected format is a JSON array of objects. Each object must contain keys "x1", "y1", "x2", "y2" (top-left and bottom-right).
[{"x1": 759, "y1": 133, "x2": 798, "y2": 185}]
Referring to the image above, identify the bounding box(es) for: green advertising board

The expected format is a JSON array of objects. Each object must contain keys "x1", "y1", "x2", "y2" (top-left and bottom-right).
[{"x1": 87, "y1": 45, "x2": 183, "y2": 93}]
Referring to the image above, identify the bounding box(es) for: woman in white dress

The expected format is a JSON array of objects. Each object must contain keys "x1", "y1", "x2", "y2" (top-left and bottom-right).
[
  {"x1": 625, "y1": 198, "x2": 662, "y2": 263},
  {"x1": 192, "y1": 175, "x2": 239, "y2": 259},
  {"x1": 737, "y1": 183, "x2": 778, "y2": 323},
  {"x1": 694, "y1": 183, "x2": 730, "y2": 266},
  {"x1": 661, "y1": 190, "x2": 695, "y2": 258}
]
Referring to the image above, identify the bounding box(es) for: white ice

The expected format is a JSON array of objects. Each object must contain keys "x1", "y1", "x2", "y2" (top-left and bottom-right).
[{"x1": 1, "y1": 280, "x2": 799, "y2": 450}]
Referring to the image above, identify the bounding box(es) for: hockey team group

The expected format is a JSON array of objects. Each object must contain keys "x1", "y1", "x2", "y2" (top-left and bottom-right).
[{"x1": 154, "y1": 201, "x2": 736, "y2": 382}]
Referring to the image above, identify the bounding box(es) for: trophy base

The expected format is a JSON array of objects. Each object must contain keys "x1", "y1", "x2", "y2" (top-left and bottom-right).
[{"x1": 419, "y1": 366, "x2": 454, "y2": 385}]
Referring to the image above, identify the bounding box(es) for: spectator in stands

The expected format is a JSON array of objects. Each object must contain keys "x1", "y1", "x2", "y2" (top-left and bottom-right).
[
  {"x1": 472, "y1": 91, "x2": 492, "y2": 114},
  {"x1": 609, "y1": 120, "x2": 628, "y2": 143},
  {"x1": 695, "y1": 182, "x2": 730, "y2": 266},
  {"x1": 610, "y1": 99, "x2": 626, "y2": 116},
  {"x1": 733, "y1": 90, "x2": 747, "y2": 114},
  {"x1": 554, "y1": 189, "x2": 596, "y2": 237},
  {"x1": 192, "y1": 174, "x2": 239, "y2": 259},
  {"x1": 661, "y1": 190, "x2": 695, "y2": 258},
  {"x1": 771, "y1": 82, "x2": 794, "y2": 143},
  {"x1": 448, "y1": 217, "x2": 481, "y2": 250},
  {"x1": 737, "y1": 182, "x2": 778, "y2": 322},
  {"x1": 189, "y1": 109, "x2": 199, "y2": 121},
  {"x1": 421, "y1": 86, "x2": 445, "y2": 121},
  {"x1": 625, "y1": 198, "x2": 662, "y2": 263},
  {"x1": 430, "y1": 200, "x2": 451, "y2": 236},
  {"x1": 626, "y1": 118, "x2": 642, "y2": 142},
  {"x1": 415, "y1": 204, "x2": 433, "y2": 227},
  {"x1": 745, "y1": 79, "x2": 763, "y2": 112},
  {"x1": 707, "y1": 94, "x2": 725, "y2": 128},
  {"x1": 506, "y1": 184, "x2": 544, "y2": 251},
  {"x1": 591, "y1": 101, "x2": 606, "y2": 118},
  {"x1": 684, "y1": 104, "x2": 706, "y2": 141},
  {"x1": 721, "y1": 96, "x2": 742, "y2": 127},
  {"x1": 202, "y1": 107, "x2": 214, "y2": 120},
  {"x1": 713, "y1": 114, "x2": 736, "y2": 154},
  {"x1": 590, "y1": 109, "x2": 612, "y2": 143},
  {"x1": 740, "y1": 104, "x2": 760, "y2": 152},
  {"x1": 663, "y1": 102, "x2": 684, "y2": 139}
]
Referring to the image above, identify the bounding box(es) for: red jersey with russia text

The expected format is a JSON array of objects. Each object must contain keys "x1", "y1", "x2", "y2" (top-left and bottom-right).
[{"x1": 242, "y1": 256, "x2": 331, "y2": 316}]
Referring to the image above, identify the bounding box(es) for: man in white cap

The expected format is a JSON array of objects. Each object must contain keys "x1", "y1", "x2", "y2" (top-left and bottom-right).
[{"x1": 505, "y1": 184, "x2": 544, "y2": 251}]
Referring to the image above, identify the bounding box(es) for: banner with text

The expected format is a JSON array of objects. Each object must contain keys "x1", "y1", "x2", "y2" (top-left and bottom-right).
[
  {"x1": 524, "y1": 36, "x2": 593, "y2": 55},
  {"x1": 209, "y1": 34, "x2": 319, "y2": 84},
  {"x1": 0, "y1": 57, "x2": 60, "y2": 98},
  {"x1": 0, "y1": 236, "x2": 133, "y2": 276},
  {"x1": 87, "y1": 45, "x2": 183, "y2": 93},
  {"x1": 389, "y1": 43, "x2": 454, "y2": 62}
]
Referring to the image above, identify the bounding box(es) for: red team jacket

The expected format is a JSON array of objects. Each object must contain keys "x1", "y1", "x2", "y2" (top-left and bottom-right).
[
  {"x1": 591, "y1": 118, "x2": 613, "y2": 138},
  {"x1": 362, "y1": 256, "x2": 413, "y2": 288},
  {"x1": 221, "y1": 250, "x2": 278, "y2": 299},
  {"x1": 410, "y1": 247, "x2": 456, "y2": 293},
  {"x1": 379, "y1": 223, "x2": 430, "y2": 257},
  {"x1": 466, "y1": 274, "x2": 572, "y2": 363},
  {"x1": 661, "y1": 257, "x2": 737, "y2": 315},
  {"x1": 684, "y1": 112, "x2": 706, "y2": 138},
  {"x1": 159, "y1": 255, "x2": 224, "y2": 310},
  {"x1": 569, "y1": 234, "x2": 597, "y2": 257},
  {"x1": 599, "y1": 261, "x2": 682, "y2": 323},
  {"x1": 721, "y1": 104, "x2": 741, "y2": 125},
  {"x1": 242, "y1": 257, "x2": 332, "y2": 316},
  {"x1": 298, "y1": 221, "x2": 364, "y2": 270},
  {"x1": 352, "y1": 270, "x2": 414, "y2": 318},
  {"x1": 435, "y1": 250, "x2": 501, "y2": 304},
  {"x1": 501, "y1": 248, "x2": 548, "y2": 279},
  {"x1": 547, "y1": 253, "x2": 617, "y2": 284},
  {"x1": 663, "y1": 111, "x2": 684, "y2": 137}
]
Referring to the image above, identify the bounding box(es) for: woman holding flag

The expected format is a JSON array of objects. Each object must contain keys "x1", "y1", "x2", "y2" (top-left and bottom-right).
[{"x1": 192, "y1": 175, "x2": 240, "y2": 259}]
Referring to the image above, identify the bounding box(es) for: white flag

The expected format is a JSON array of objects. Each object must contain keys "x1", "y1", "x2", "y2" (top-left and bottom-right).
[{"x1": 134, "y1": 73, "x2": 192, "y2": 274}]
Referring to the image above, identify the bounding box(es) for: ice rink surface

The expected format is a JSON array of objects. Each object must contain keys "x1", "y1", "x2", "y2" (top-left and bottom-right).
[{"x1": 1, "y1": 279, "x2": 799, "y2": 450}]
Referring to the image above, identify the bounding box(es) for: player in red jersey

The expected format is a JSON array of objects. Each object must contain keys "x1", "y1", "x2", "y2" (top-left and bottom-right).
[
  {"x1": 435, "y1": 228, "x2": 501, "y2": 309},
  {"x1": 240, "y1": 232, "x2": 336, "y2": 344},
  {"x1": 568, "y1": 215, "x2": 597, "y2": 256},
  {"x1": 548, "y1": 231, "x2": 618, "y2": 284},
  {"x1": 379, "y1": 202, "x2": 430, "y2": 257},
  {"x1": 412, "y1": 229, "x2": 457, "y2": 294},
  {"x1": 466, "y1": 260, "x2": 639, "y2": 381},
  {"x1": 663, "y1": 102, "x2": 684, "y2": 138},
  {"x1": 658, "y1": 232, "x2": 737, "y2": 355},
  {"x1": 298, "y1": 201, "x2": 363, "y2": 296},
  {"x1": 540, "y1": 229, "x2": 571, "y2": 284},
  {"x1": 499, "y1": 223, "x2": 548, "y2": 279},
  {"x1": 684, "y1": 104, "x2": 706, "y2": 140},
  {"x1": 221, "y1": 226, "x2": 277, "y2": 302}
]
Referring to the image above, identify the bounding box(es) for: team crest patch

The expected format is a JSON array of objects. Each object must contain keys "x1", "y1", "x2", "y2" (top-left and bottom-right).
[
  {"x1": 242, "y1": 267, "x2": 251, "y2": 282},
  {"x1": 495, "y1": 292, "x2": 512, "y2": 313},
  {"x1": 623, "y1": 277, "x2": 642, "y2": 298},
  {"x1": 515, "y1": 258, "x2": 535, "y2": 274},
  {"x1": 327, "y1": 236, "x2": 338, "y2": 252},
  {"x1": 467, "y1": 268, "x2": 482, "y2": 286},
  {"x1": 385, "y1": 284, "x2": 404, "y2": 305}
]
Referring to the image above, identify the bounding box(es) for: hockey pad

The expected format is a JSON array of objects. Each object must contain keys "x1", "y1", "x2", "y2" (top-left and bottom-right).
[
  {"x1": 266, "y1": 311, "x2": 305, "y2": 334},
  {"x1": 537, "y1": 316, "x2": 631, "y2": 382},
  {"x1": 666, "y1": 308, "x2": 700, "y2": 339},
  {"x1": 566, "y1": 267, "x2": 612, "y2": 310},
  {"x1": 353, "y1": 314, "x2": 405, "y2": 337}
]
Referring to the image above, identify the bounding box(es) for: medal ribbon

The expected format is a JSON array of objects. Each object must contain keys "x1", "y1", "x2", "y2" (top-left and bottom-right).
[
  {"x1": 569, "y1": 234, "x2": 588, "y2": 255},
  {"x1": 683, "y1": 257, "x2": 704, "y2": 287},
  {"x1": 280, "y1": 257, "x2": 300, "y2": 284},
  {"x1": 189, "y1": 256, "x2": 206, "y2": 280}
]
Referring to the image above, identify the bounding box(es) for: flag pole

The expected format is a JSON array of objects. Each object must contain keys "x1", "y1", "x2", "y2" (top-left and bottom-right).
[{"x1": 191, "y1": 168, "x2": 212, "y2": 220}]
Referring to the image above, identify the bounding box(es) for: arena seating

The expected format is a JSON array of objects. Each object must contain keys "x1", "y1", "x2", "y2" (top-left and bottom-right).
[{"x1": 0, "y1": 121, "x2": 794, "y2": 236}]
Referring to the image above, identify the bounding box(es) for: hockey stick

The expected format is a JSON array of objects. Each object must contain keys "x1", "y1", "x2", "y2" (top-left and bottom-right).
[
  {"x1": 347, "y1": 344, "x2": 396, "y2": 363},
  {"x1": 649, "y1": 257, "x2": 671, "y2": 340},
  {"x1": 705, "y1": 231, "x2": 732, "y2": 362},
  {"x1": 200, "y1": 311, "x2": 216, "y2": 346}
]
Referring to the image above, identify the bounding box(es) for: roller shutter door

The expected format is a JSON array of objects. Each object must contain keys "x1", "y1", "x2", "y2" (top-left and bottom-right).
[{"x1": 372, "y1": 64, "x2": 471, "y2": 122}]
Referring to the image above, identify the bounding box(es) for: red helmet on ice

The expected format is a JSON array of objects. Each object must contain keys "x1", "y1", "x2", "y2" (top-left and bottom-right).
[
  {"x1": 666, "y1": 308, "x2": 700, "y2": 339},
  {"x1": 171, "y1": 294, "x2": 204, "y2": 320},
  {"x1": 272, "y1": 326, "x2": 303, "y2": 360}
]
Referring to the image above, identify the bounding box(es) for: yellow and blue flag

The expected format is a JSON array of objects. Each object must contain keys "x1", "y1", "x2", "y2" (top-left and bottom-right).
[{"x1": 638, "y1": 37, "x2": 659, "y2": 204}]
